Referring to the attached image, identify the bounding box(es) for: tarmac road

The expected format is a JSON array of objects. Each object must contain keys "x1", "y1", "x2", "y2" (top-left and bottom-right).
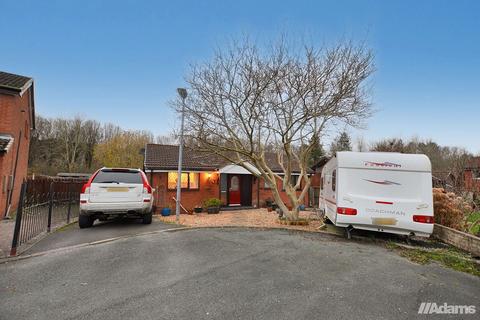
[{"x1": 0, "y1": 228, "x2": 478, "y2": 320}]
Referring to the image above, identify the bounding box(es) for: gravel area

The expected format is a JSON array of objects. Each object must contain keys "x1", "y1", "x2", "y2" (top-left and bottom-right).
[{"x1": 157, "y1": 208, "x2": 325, "y2": 231}]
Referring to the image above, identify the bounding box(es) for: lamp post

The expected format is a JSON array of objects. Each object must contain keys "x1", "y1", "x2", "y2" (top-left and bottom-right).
[{"x1": 176, "y1": 88, "x2": 187, "y2": 222}]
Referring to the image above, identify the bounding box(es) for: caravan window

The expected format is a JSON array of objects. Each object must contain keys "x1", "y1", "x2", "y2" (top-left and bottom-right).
[{"x1": 332, "y1": 170, "x2": 336, "y2": 191}]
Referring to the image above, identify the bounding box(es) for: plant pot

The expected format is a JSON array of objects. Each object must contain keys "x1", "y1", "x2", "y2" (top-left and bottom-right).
[
  {"x1": 161, "y1": 208, "x2": 171, "y2": 216},
  {"x1": 299, "y1": 204, "x2": 306, "y2": 211},
  {"x1": 267, "y1": 207, "x2": 273, "y2": 212},
  {"x1": 207, "y1": 206, "x2": 220, "y2": 214},
  {"x1": 194, "y1": 207, "x2": 203, "y2": 213}
]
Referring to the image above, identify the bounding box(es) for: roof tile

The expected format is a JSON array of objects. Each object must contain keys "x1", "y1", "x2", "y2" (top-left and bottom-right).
[
  {"x1": 144, "y1": 144, "x2": 303, "y2": 173},
  {"x1": 0, "y1": 71, "x2": 32, "y2": 92}
]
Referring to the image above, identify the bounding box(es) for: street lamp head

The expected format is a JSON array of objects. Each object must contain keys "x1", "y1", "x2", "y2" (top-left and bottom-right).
[{"x1": 177, "y1": 88, "x2": 188, "y2": 100}]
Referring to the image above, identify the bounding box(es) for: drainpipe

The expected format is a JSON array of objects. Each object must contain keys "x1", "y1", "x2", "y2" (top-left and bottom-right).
[{"x1": 257, "y1": 175, "x2": 260, "y2": 208}]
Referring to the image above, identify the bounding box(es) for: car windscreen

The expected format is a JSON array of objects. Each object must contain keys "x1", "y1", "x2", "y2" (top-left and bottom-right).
[{"x1": 92, "y1": 170, "x2": 143, "y2": 184}]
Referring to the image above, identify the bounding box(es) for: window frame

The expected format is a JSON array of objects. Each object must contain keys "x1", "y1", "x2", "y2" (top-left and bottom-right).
[
  {"x1": 263, "y1": 178, "x2": 272, "y2": 189},
  {"x1": 473, "y1": 169, "x2": 480, "y2": 180},
  {"x1": 167, "y1": 172, "x2": 201, "y2": 190},
  {"x1": 282, "y1": 174, "x2": 301, "y2": 191},
  {"x1": 332, "y1": 170, "x2": 336, "y2": 192}
]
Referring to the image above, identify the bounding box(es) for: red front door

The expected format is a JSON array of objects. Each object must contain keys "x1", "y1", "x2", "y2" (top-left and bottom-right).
[{"x1": 229, "y1": 175, "x2": 241, "y2": 206}]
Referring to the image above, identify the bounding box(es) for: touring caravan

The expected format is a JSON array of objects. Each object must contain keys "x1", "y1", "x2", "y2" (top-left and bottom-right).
[{"x1": 319, "y1": 152, "x2": 434, "y2": 238}]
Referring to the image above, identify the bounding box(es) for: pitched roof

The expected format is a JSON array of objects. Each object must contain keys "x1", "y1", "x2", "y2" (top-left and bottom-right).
[
  {"x1": 0, "y1": 134, "x2": 14, "y2": 153},
  {"x1": 144, "y1": 144, "x2": 226, "y2": 171},
  {"x1": 0, "y1": 71, "x2": 33, "y2": 94},
  {"x1": 144, "y1": 144, "x2": 305, "y2": 173},
  {"x1": 465, "y1": 157, "x2": 480, "y2": 169}
]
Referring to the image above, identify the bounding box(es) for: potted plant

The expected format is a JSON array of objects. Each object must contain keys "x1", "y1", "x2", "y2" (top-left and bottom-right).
[
  {"x1": 161, "y1": 204, "x2": 172, "y2": 216},
  {"x1": 265, "y1": 198, "x2": 273, "y2": 208},
  {"x1": 204, "y1": 198, "x2": 222, "y2": 214},
  {"x1": 194, "y1": 205, "x2": 203, "y2": 213}
]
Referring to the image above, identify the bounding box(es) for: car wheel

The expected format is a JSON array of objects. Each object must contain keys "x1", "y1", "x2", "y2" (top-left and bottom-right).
[
  {"x1": 142, "y1": 212, "x2": 152, "y2": 224},
  {"x1": 79, "y1": 215, "x2": 94, "y2": 228}
]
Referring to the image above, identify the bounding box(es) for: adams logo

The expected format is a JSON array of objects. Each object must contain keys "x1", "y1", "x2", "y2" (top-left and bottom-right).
[
  {"x1": 364, "y1": 161, "x2": 401, "y2": 168},
  {"x1": 418, "y1": 302, "x2": 476, "y2": 315}
]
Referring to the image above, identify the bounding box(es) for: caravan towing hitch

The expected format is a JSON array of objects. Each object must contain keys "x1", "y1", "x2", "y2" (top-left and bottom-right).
[{"x1": 345, "y1": 226, "x2": 354, "y2": 240}]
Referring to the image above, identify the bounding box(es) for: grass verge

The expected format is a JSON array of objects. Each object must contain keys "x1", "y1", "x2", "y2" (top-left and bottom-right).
[
  {"x1": 467, "y1": 211, "x2": 480, "y2": 236},
  {"x1": 386, "y1": 242, "x2": 480, "y2": 277}
]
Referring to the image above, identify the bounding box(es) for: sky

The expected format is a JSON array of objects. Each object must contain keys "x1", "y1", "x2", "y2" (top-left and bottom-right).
[{"x1": 1, "y1": 0, "x2": 479, "y2": 153}]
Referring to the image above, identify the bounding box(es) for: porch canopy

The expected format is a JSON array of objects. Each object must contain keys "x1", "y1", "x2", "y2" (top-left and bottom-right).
[{"x1": 219, "y1": 163, "x2": 260, "y2": 176}]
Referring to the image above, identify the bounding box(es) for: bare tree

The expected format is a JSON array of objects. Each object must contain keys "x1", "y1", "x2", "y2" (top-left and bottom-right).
[
  {"x1": 102, "y1": 123, "x2": 123, "y2": 142},
  {"x1": 371, "y1": 137, "x2": 473, "y2": 192},
  {"x1": 355, "y1": 135, "x2": 368, "y2": 152},
  {"x1": 177, "y1": 38, "x2": 374, "y2": 219},
  {"x1": 54, "y1": 116, "x2": 85, "y2": 172},
  {"x1": 156, "y1": 133, "x2": 178, "y2": 145},
  {"x1": 82, "y1": 120, "x2": 102, "y2": 169}
]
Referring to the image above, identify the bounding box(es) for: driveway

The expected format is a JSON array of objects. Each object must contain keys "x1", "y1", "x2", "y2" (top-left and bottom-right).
[
  {"x1": 0, "y1": 228, "x2": 478, "y2": 320},
  {"x1": 24, "y1": 217, "x2": 181, "y2": 254}
]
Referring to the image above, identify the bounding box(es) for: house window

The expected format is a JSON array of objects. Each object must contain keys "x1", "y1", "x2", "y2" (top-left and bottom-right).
[
  {"x1": 282, "y1": 175, "x2": 301, "y2": 191},
  {"x1": 332, "y1": 170, "x2": 336, "y2": 192},
  {"x1": 473, "y1": 169, "x2": 480, "y2": 180},
  {"x1": 189, "y1": 172, "x2": 199, "y2": 189},
  {"x1": 264, "y1": 178, "x2": 271, "y2": 189},
  {"x1": 167, "y1": 172, "x2": 200, "y2": 190}
]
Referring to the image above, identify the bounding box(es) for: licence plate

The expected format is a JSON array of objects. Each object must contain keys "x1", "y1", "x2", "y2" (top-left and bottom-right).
[
  {"x1": 372, "y1": 217, "x2": 397, "y2": 225},
  {"x1": 107, "y1": 187, "x2": 129, "y2": 192}
]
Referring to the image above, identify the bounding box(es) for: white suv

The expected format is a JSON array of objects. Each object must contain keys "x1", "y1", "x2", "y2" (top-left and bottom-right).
[{"x1": 79, "y1": 168, "x2": 153, "y2": 228}]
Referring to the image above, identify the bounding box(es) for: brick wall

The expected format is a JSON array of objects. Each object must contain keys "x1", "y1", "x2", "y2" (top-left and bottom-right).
[
  {"x1": 257, "y1": 177, "x2": 309, "y2": 207},
  {"x1": 0, "y1": 89, "x2": 33, "y2": 218},
  {"x1": 464, "y1": 170, "x2": 480, "y2": 193},
  {"x1": 148, "y1": 172, "x2": 220, "y2": 212},
  {"x1": 148, "y1": 171, "x2": 313, "y2": 211}
]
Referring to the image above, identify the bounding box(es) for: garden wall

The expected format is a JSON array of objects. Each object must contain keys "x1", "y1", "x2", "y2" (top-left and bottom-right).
[{"x1": 433, "y1": 224, "x2": 480, "y2": 257}]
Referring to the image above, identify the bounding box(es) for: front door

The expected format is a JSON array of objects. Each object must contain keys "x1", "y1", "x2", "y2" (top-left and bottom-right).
[{"x1": 228, "y1": 175, "x2": 241, "y2": 206}]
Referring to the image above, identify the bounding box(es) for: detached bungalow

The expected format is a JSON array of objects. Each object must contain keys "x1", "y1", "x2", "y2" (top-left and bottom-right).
[{"x1": 144, "y1": 144, "x2": 315, "y2": 211}]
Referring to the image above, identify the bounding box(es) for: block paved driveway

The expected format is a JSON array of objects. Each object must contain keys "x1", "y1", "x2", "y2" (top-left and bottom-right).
[{"x1": 1, "y1": 227, "x2": 478, "y2": 320}]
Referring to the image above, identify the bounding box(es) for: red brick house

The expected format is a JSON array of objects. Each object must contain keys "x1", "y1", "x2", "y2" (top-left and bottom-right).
[
  {"x1": 464, "y1": 157, "x2": 480, "y2": 193},
  {"x1": 144, "y1": 144, "x2": 316, "y2": 211},
  {"x1": 0, "y1": 71, "x2": 35, "y2": 218}
]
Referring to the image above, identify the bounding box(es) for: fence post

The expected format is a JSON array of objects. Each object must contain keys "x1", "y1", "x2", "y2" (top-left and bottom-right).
[
  {"x1": 67, "y1": 185, "x2": 72, "y2": 224},
  {"x1": 10, "y1": 182, "x2": 27, "y2": 256},
  {"x1": 47, "y1": 182, "x2": 53, "y2": 232}
]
